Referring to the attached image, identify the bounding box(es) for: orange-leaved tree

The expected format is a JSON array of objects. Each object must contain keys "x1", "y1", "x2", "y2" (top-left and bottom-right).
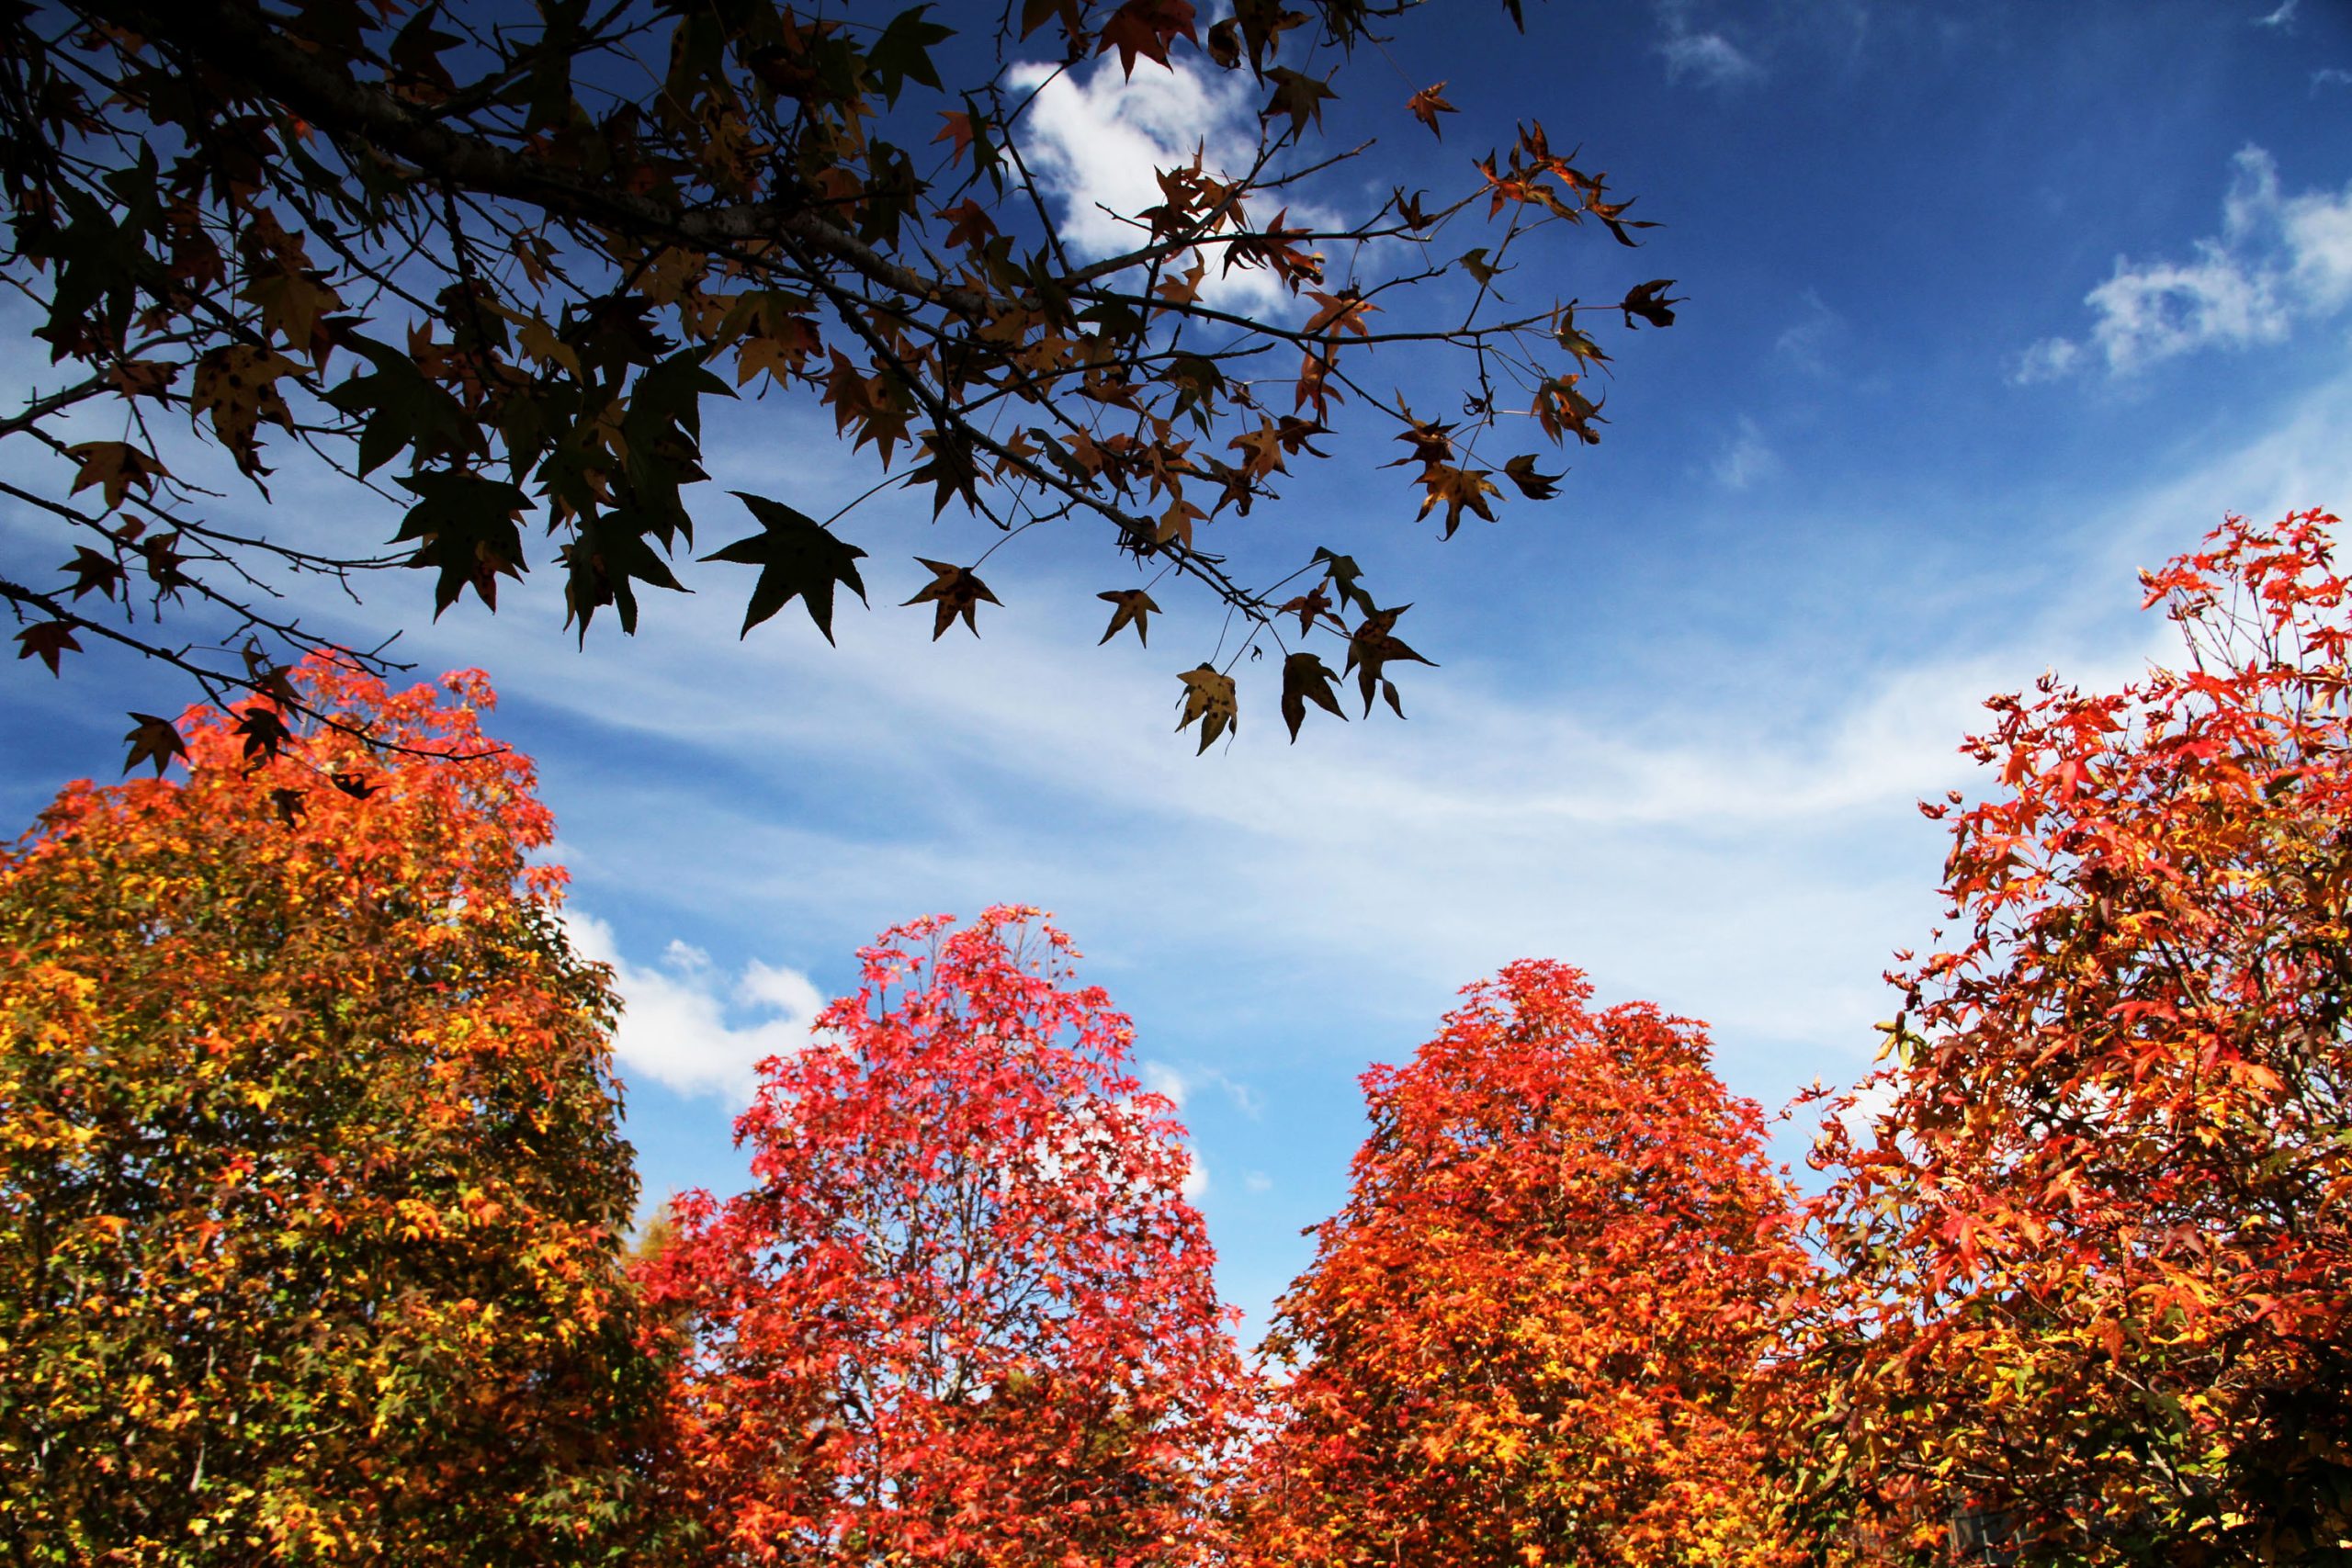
[
  {"x1": 1780, "y1": 508, "x2": 2352, "y2": 1565},
  {"x1": 633, "y1": 906, "x2": 1255, "y2": 1566},
  {"x1": 1244, "y1": 959, "x2": 1810, "y2": 1568},
  {"x1": 0, "y1": 657, "x2": 662, "y2": 1563}
]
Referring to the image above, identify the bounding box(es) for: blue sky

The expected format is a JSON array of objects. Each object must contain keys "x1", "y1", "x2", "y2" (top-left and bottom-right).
[{"x1": 5, "y1": 0, "x2": 2352, "y2": 1340}]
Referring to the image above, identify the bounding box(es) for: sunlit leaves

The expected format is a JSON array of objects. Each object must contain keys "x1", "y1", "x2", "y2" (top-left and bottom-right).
[
  {"x1": 634, "y1": 907, "x2": 1253, "y2": 1568},
  {"x1": 1782, "y1": 509, "x2": 2352, "y2": 1565},
  {"x1": 1407, "y1": 81, "x2": 1457, "y2": 138},
  {"x1": 1176, "y1": 662, "x2": 1238, "y2": 751},
  {"x1": 903, "y1": 557, "x2": 1001, "y2": 639},
  {"x1": 2, "y1": 659, "x2": 659, "y2": 1561},
  {"x1": 1246, "y1": 961, "x2": 1809, "y2": 1568},
  {"x1": 1097, "y1": 587, "x2": 1160, "y2": 646}
]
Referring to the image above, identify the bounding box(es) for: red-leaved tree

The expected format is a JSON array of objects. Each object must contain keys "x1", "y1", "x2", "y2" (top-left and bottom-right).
[
  {"x1": 1781, "y1": 509, "x2": 2352, "y2": 1565},
  {"x1": 1244, "y1": 960, "x2": 1809, "y2": 1568},
  {"x1": 634, "y1": 907, "x2": 1253, "y2": 1566}
]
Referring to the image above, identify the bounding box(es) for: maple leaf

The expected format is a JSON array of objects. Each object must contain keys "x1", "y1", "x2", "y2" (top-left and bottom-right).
[
  {"x1": 15, "y1": 620, "x2": 80, "y2": 675},
  {"x1": 1096, "y1": 589, "x2": 1160, "y2": 647},
  {"x1": 1417, "y1": 465, "x2": 1500, "y2": 539},
  {"x1": 1096, "y1": 0, "x2": 1198, "y2": 78},
  {"x1": 1280, "y1": 651, "x2": 1346, "y2": 741},
  {"x1": 1175, "y1": 663, "x2": 1238, "y2": 752},
  {"x1": 320, "y1": 333, "x2": 476, "y2": 477},
  {"x1": 1277, "y1": 585, "x2": 1334, "y2": 637},
  {"x1": 704, "y1": 493, "x2": 869, "y2": 644},
  {"x1": 1620, "y1": 279, "x2": 1683, "y2": 330},
  {"x1": 239, "y1": 647, "x2": 303, "y2": 713},
  {"x1": 1407, "y1": 81, "x2": 1456, "y2": 138},
  {"x1": 1458, "y1": 247, "x2": 1507, "y2": 290},
  {"x1": 122, "y1": 712, "x2": 187, "y2": 776},
  {"x1": 329, "y1": 770, "x2": 382, "y2": 800},
  {"x1": 1313, "y1": 547, "x2": 1377, "y2": 619},
  {"x1": 903, "y1": 558, "x2": 1000, "y2": 639},
  {"x1": 233, "y1": 704, "x2": 296, "y2": 765},
  {"x1": 391, "y1": 471, "x2": 530, "y2": 615},
  {"x1": 62, "y1": 440, "x2": 168, "y2": 512},
  {"x1": 866, "y1": 6, "x2": 952, "y2": 105},
  {"x1": 933, "y1": 109, "x2": 978, "y2": 165},
  {"x1": 269, "y1": 786, "x2": 307, "y2": 827},
  {"x1": 1018, "y1": 0, "x2": 1084, "y2": 40},
  {"x1": 1503, "y1": 455, "x2": 1563, "y2": 500},
  {"x1": 1345, "y1": 605, "x2": 1436, "y2": 715},
  {"x1": 1262, "y1": 68, "x2": 1337, "y2": 141},
  {"x1": 1155, "y1": 497, "x2": 1205, "y2": 552},
  {"x1": 189, "y1": 344, "x2": 299, "y2": 475},
  {"x1": 1304, "y1": 288, "x2": 1376, "y2": 340},
  {"x1": 59, "y1": 546, "x2": 124, "y2": 602}
]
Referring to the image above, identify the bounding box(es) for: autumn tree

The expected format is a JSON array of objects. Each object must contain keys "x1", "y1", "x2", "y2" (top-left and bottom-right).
[
  {"x1": 1244, "y1": 959, "x2": 1810, "y2": 1568},
  {"x1": 0, "y1": 0, "x2": 1676, "y2": 759},
  {"x1": 0, "y1": 658, "x2": 662, "y2": 1562},
  {"x1": 632, "y1": 906, "x2": 1254, "y2": 1565},
  {"x1": 1780, "y1": 509, "x2": 2352, "y2": 1565}
]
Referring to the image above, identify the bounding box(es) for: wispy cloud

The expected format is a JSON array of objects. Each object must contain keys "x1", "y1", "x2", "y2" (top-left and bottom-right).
[
  {"x1": 2254, "y1": 0, "x2": 2299, "y2": 28},
  {"x1": 1713, "y1": 414, "x2": 1780, "y2": 490},
  {"x1": 1775, "y1": 290, "x2": 1844, "y2": 377},
  {"x1": 2315, "y1": 67, "x2": 2352, "y2": 94},
  {"x1": 564, "y1": 912, "x2": 824, "y2": 1104},
  {"x1": 1652, "y1": 0, "x2": 1762, "y2": 86},
  {"x1": 1661, "y1": 29, "x2": 1762, "y2": 87},
  {"x1": 2016, "y1": 146, "x2": 2352, "y2": 381}
]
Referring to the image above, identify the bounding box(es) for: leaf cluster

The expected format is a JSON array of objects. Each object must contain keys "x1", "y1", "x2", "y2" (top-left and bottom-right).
[{"x1": 0, "y1": 0, "x2": 1678, "y2": 757}]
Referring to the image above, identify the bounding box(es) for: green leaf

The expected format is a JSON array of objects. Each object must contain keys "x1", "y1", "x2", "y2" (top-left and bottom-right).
[
  {"x1": 868, "y1": 6, "x2": 952, "y2": 106},
  {"x1": 703, "y1": 492, "x2": 869, "y2": 643},
  {"x1": 323, "y1": 334, "x2": 477, "y2": 477},
  {"x1": 391, "y1": 471, "x2": 530, "y2": 615}
]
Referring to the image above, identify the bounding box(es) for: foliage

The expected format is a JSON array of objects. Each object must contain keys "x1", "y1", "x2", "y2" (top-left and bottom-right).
[
  {"x1": 0, "y1": 0, "x2": 1677, "y2": 756},
  {"x1": 1246, "y1": 959, "x2": 1808, "y2": 1568},
  {"x1": 633, "y1": 906, "x2": 1254, "y2": 1566},
  {"x1": 0, "y1": 657, "x2": 660, "y2": 1563},
  {"x1": 1781, "y1": 509, "x2": 2352, "y2": 1564}
]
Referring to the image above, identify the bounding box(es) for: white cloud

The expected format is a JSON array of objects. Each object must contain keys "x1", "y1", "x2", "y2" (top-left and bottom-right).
[
  {"x1": 2255, "y1": 0, "x2": 2299, "y2": 27},
  {"x1": 1713, "y1": 414, "x2": 1780, "y2": 490},
  {"x1": 1244, "y1": 1171, "x2": 1273, "y2": 1193},
  {"x1": 2017, "y1": 146, "x2": 2352, "y2": 380},
  {"x1": 1005, "y1": 55, "x2": 1305, "y2": 314},
  {"x1": 1661, "y1": 29, "x2": 1761, "y2": 86},
  {"x1": 2316, "y1": 68, "x2": 2352, "y2": 94},
  {"x1": 563, "y1": 910, "x2": 824, "y2": 1104}
]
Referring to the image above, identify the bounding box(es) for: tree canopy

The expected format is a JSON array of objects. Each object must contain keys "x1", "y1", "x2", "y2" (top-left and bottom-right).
[
  {"x1": 632, "y1": 906, "x2": 1254, "y2": 1566},
  {"x1": 0, "y1": 0, "x2": 1675, "y2": 762},
  {"x1": 1780, "y1": 509, "x2": 2352, "y2": 1565},
  {"x1": 1246, "y1": 959, "x2": 1808, "y2": 1568},
  {"x1": 0, "y1": 657, "x2": 660, "y2": 1562}
]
